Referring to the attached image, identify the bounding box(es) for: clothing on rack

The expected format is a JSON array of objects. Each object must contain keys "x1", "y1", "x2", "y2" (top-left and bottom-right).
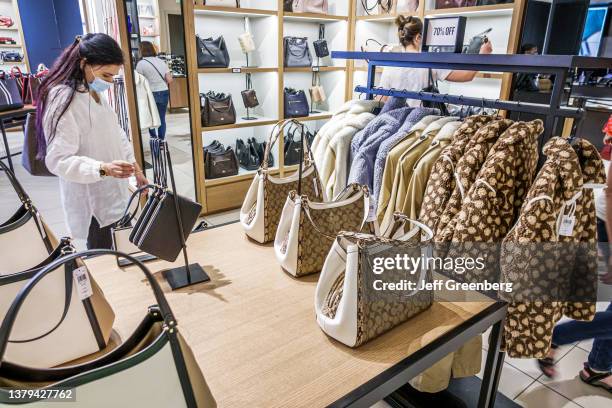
[
  {"x1": 311, "y1": 99, "x2": 382, "y2": 199},
  {"x1": 372, "y1": 108, "x2": 440, "y2": 205},
  {"x1": 134, "y1": 71, "x2": 161, "y2": 130},
  {"x1": 419, "y1": 115, "x2": 495, "y2": 236},
  {"x1": 500, "y1": 137, "x2": 605, "y2": 358}
]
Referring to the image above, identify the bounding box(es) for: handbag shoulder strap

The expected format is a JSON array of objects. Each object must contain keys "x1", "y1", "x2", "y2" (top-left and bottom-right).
[
  {"x1": 0, "y1": 158, "x2": 30, "y2": 205},
  {"x1": 142, "y1": 58, "x2": 167, "y2": 83},
  {"x1": 318, "y1": 24, "x2": 325, "y2": 41}
]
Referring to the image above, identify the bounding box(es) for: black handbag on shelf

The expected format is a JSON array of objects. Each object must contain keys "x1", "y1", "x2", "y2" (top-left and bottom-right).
[
  {"x1": 313, "y1": 24, "x2": 329, "y2": 58},
  {"x1": 237, "y1": 138, "x2": 260, "y2": 171},
  {"x1": 284, "y1": 36, "x2": 312, "y2": 67},
  {"x1": 0, "y1": 71, "x2": 23, "y2": 112},
  {"x1": 204, "y1": 144, "x2": 239, "y2": 179},
  {"x1": 284, "y1": 87, "x2": 309, "y2": 118},
  {"x1": 251, "y1": 137, "x2": 272, "y2": 167},
  {"x1": 201, "y1": 91, "x2": 237, "y2": 127},
  {"x1": 284, "y1": 0, "x2": 293, "y2": 11},
  {"x1": 196, "y1": 35, "x2": 230, "y2": 68}
]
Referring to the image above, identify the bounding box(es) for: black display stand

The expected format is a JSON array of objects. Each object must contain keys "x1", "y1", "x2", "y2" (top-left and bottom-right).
[{"x1": 152, "y1": 139, "x2": 210, "y2": 290}]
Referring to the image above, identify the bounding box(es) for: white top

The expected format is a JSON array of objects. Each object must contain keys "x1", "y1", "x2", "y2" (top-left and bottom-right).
[
  {"x1": 44, "y1": 85, "x2": 136, "y2": 240},
  {"x1": 595, "y1": 159, "x2": 610, "y2": 221},
  {"x1": 379, "y1": 50, "x2": 451, "y2": 108},
  {"x1": 136, "y1": 57, "x2": 169, "y2": 92}
]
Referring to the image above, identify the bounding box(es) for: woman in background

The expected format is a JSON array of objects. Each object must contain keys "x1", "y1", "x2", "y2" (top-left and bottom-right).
[
  {"x1": 379, "y1": 16, "x2": 493, "y2": 106},
  {"x1": 136, "y1": 41, "x2": 173, "y2": 139},
  {"x1": 37, "y1": 33, "x2": 148, "y2": 249}
]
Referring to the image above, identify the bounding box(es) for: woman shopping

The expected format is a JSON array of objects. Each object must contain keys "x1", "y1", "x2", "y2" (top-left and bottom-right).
[
  {"x1": 379, "y1": 16, "x2": 493, "y2": 106},
  {"x1": 136, "y1": 41, "x2": 173, "y2": 139},
  {"x1": 37, "y1": 33, "x2": 148, "y2": 249}
]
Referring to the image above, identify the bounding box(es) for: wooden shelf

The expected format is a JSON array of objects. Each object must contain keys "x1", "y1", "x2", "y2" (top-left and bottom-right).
[
  {"x1": 201, "y1": 116, "x2": 278, "y2": 132},
  {"x1": 284, "y1": 66, "x2": 346, "y2": 73},
  {"x1": 205, "y1": 171, "x2": 261, "y2": 187},
  {"x1": 198, "y1": 67, "x2": 278, "y2": 74},
  {"x1": 0, "y1": 44, "x2": 21, "y2": 48},
  {"x1": 296, "y1": 112, "x2": 333, "y2": 122},
  {"x1": 424, "y1": 3, "x2": 515, "y2": 17},
  {"x1": 194, "y1": 5, "x2": 277, "y2": 18},
  {"x1": 356, "y1": 12, "x2": 418, "y2": 22},
  {"x1": 283, "y1": 12, "x2": 348, "y2": 22},
  {"x1": 0, "y1": 27, "x2": 19, "y2": 31}
]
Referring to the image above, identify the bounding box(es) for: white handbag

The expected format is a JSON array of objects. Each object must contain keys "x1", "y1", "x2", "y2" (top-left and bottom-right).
[
  {"x1": 293, "y1": 0, "x2": 329, "y2": 13},
  {"x1": 315, "y1": 214, "x2": 434, "y2": 347},
  {"x1": 0, "y1": 239, "x2": 115, "y2": 368},
  {"x1": 274, "y1": 183, "x2": 370, "y2": 277},
  {"x1": 0, "y1": 160, "x2": 53, "y2": 275},
  {"x1": 240, "y1": 120, "x2": 324, "y2": 244},
  {"x1": 0, "y1": 249, "x2": 216, "y2": 408},
  {"x1": 238, "y1": 17, "x2": 255, "y2": 54},
  {"x1": 204, "y1": 0, "x2": 240, "y2": 7}
]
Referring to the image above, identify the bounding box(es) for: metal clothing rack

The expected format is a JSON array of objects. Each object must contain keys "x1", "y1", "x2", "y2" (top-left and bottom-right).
[{"x1": 332, "y1": 52, "x2": 612, "y2": 144}]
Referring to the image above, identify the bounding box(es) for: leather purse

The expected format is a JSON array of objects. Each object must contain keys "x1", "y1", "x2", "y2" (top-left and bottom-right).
[
  {"x1": 284, "y1": 87, "x2": 309, "y2": 118},
  {"x1": 0, "y1": 249, "x2": 216, "y2": 408},
  {"x1": 250, "y1": 137, "x2": 272, "y2": 167},
  {"x1": 1, "y1": 52, "x2": 22, "y2": 63},
  {"x1": 421, "y1": 69, "x2": 449, "y2": 116},
  {"x1": 0, "y1": 238, "x2": 116, "y2": 368},
  {"x1": 0, "y1": 37, "x2": 15, "y2": 44},
  {"x1": 0, "y1": 159, "x2": 53, "y2": 275},
  {"x1": 237, "y1": 138, "x2": 260, "y2": 171},
  {"x1": 241, "y1": 73, "x2": 259, "y2": 109},
  {"x1": 201, "y1": 91, "x2": 237, "y2": 127},
  {"x1": 292, "y1": 0, "x2": 329, "y2": 13},
  {"x1": 196, "y1": 35, "x2": 230, "y2": 68},
  {"x1": 240, "y1": 120, "x2": 324, "y2": 243},
  {"x1": 205, "y1": 145, "x2": 239, "y2": 179},
  {"x1": 315, "y1": 213, "x2": 434, "y2": 347},
  {"x1": 309, "y1": 72, "x2": 326, "y2": 104},
  {"x1": 284, "y1": 0, "x2": 294, "y2": 11},
  {"x1": 284, "y1": 123, "x2": 315, "y2": 166},
  {"x1": 0, "y1": 70, "x2": 23, "y2": 111},
  {"x1": 21, "y1": 112, "x2": 54, "y2": 176},
  {"x1": 313, "y1": 24, "x2": 329, "y2": 58},
  {"x1": 284, "y1": 36, "x2": 312, "y2": 67},
  {"x1": 238, "y1": 16, "x2": 255, "y2": 53}
]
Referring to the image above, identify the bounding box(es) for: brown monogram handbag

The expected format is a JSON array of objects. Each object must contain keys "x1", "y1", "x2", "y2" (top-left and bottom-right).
[{"x1": 240, "y1": 120, "x2": 323, "y2": 243}]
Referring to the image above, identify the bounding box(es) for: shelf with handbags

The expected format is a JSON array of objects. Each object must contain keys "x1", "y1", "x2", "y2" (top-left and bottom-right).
[
  {"x1": 424, "y1": 0, "x2": 514, "y2": 16},
  {"x1": 0, "y1": 0, "x2": 28, "y2": 71},
  {"x1": 283, "y1": 0, "x2": 350, "y2": 19},
  {"x1": 357, "y1": 0, "x2": 421, "y2": 20},
  {"x1": 283, "y1": 18, "x2": 347, "y2": 68},
  {"x1": 194, "y1": 0, "x2": 278, "y2": 16},
  {"x1": 283, "y1": 70, "x2": 346, "y2": 119}
]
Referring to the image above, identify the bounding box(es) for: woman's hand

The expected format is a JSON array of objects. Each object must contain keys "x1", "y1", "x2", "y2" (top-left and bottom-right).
[
  {"x1": 101, "y1": 161, "x2": 134, "y2": 178},
  {"x1": 135, "y1": 171, "x2": 149, "y2": 189},
  {"x1": 479, "y1": 40, "x2": 493, "y2": 54}
]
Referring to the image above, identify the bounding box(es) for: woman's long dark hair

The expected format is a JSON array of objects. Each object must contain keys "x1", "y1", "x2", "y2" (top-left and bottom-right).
[{"x1": 35, "y1": 33, "x2": 124, "y2": 158}]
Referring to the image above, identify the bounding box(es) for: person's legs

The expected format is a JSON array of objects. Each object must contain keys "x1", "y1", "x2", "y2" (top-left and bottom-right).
[
  {"x1": 588, "y1": 303, "x2": 612, "y2": 372},
  {"x1": 597, "y1": 217, "x2": 610, "y2": 261},
  {"x1": 86, "y1": 217, "x2": 114, "y2": 250},
  {"x1": 153, "y1": 90, "x2": 169, "y2": 140},
  {"x1": 552, "y1": 303, "x2": 612, "y2": 346}
]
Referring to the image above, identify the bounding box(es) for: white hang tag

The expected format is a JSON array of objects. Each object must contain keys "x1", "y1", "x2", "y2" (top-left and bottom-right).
[
  {"x1": 558, "y1": 215, "x2": 576, "y2": 237},
  {"x1": 73, "y1": 266, "x2": 93, "y2": 300}
]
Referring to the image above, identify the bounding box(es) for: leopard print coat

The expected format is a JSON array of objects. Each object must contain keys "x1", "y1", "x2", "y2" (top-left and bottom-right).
[
  {"x1": 500, "y1": 137, "x2": 605, "y2": 358},
  {"x1": 419, "y1": 115, "x2": 495, "y2": 236}
]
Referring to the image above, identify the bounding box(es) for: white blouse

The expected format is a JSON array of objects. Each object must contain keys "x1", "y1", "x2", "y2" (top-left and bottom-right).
[{"x1": 44, "y1": 85, "x2": 135, "y2": 240}]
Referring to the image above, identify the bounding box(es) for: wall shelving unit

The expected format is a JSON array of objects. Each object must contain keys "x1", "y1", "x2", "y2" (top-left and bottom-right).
[{"x1": 0, "y1": 0, "x2": 29, "y2": 72}]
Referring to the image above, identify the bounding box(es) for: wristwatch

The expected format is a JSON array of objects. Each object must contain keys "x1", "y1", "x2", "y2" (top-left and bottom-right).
[{"x1": 99, "y1": 163, "x2": 107, "y2": 178}]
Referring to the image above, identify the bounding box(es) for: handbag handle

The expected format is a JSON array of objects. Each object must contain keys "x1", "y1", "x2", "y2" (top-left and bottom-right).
[
  {"x1": 285, "y1": 38, "x2": 309, "y2": 58},
  {"x1": 116, "y1": 184, "x2": 158, "y2": 228},
  {"x1": 383, "y1": 212, "x2": 434, "y2": 241},
  {"x1": 0, "y1": 158, "x2": 30, "y2": 205},
  {"x1": 262, "y1": 119, "x2": 312, "y2": 170},
  {"x1": 0, "y1": 248, "x2": 177, "y2": 367},
  {"x1": 361, "y1": 0, "x2": 384, "y2": 15},
  {"x1": 318, "y1": 24, "x2": 325, "y2": 41}
]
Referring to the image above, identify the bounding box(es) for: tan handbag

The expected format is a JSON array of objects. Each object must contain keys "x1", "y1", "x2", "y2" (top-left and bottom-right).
[
  {"x1": 238, "y1": 17, "x2": 255, "y2": 54},
  {"x1": 309, "y1": 72, "x2": 326, "y2": 104},
  {"x1": 240, "y1": 120, "x2": 324, "y2": 243},
  {"x1": 315, "y1": 213, "x2": 434, "y2": 347},
  {"x1": 0, "y1": 249, "x2": 216, "y2": 407},
  {"x1": 0, "y1": 239, "x2": 115, "y2": 368},
  {"x1": 274, "y1": 183, "x2": 370, "y2": 277}
]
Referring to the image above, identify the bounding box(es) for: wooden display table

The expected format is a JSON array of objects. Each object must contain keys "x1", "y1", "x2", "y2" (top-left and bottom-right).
[{"x1": 87, "y1": 222, "x2": 507, "y2": 408}]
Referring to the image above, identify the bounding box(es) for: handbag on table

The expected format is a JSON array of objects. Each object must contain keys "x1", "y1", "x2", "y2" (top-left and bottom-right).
[
  {"x1": 196, "y1": 35, "x2": 230, "y2": 68},
  {"x1": 284, "y1": 36, "x2": 312, "y2": 67},
  {"x1": 313, "y1": 24, "x2": 329, "y2": 59},
  {"x1": 275, "y1": 182, "x2": 370, "y2": 277},
  {"x1": 240, "y1": 120, "x2": 323, "y2": 243},
  {"x1": 0, "y1": 238, "x2": 116, "y2": 368},
  {"x1": 0, "y1": 71, "x2": 23, "y2": 112},
  {"x1": 292, "y1": 0, "x2": 329, "y2": 13},
  {"x1": 315, "y1": 213, "x2": 434, "y2": 347},
  {"x1": 0, "y1": 159, "x2": 53, "y2": 275},
  {"x1": 0, "y1": 249, "x2": 216, "y2": 407},
  {"x1": 284, "y1": 87, "x2": 309, "y2": 118},
  {"x1": 112, "y1": 185, "x2": 151, "y2": 262},
  {"x1": 201, "y1": 91, "x2": 237, "y2": 127}
]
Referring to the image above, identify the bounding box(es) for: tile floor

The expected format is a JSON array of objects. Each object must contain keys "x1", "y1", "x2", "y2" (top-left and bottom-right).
[{"x1": 2, "y1": 129, "x2": 610, "y2": 408}]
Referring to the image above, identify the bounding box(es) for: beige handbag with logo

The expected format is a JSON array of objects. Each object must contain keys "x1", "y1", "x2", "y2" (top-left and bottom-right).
[
  {"x1": 0, "y1": 249, "x2": 216, "y2": 407},
  {"x1": 309, "y1": 72, "x2": 326, "y2": 104},
  {"x1": 0, "y1": 239, "x2": 115, "y2": 368},
  {"x1": 240, "y1": 120, "x2": 324, "y2": 243},
  {"x1": 315, "y1": 213, "x2": 434, "y2": 347},
  {"x1": 274, "y1": 183, "x2": 370, "y2": 277}
]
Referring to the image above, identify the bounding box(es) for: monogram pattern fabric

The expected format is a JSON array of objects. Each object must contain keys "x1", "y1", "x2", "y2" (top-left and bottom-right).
[
  {"x1": 419, "y1": 115, "x2": 494, "y2": 236},
  {"x1": 436, "y1": 119, "x2": 514, "y2": 242},
  {"x1": 500, "y1": 137, "x2": 605, "y2": 358},
  {"x1": 262, "y1": 167, "x2": 322, "y2": 242},
  {"x1": 294, "y1": 186, "x2": 367, "y2": 276},
  {"x1": 321, "y1": 232, "x2": 433, "y2": 346},
  {"x1": 443, "y1": 120, "x2": 543, "y2": 283}
]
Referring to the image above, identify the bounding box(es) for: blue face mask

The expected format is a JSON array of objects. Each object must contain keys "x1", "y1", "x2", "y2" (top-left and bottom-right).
[{"x1": 87, "y1": 67, "x2": 112, "y2": 92}]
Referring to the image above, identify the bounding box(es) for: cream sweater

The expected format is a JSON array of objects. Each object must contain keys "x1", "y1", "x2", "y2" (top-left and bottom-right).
[{"x1": 312, "y1": 100, "x2": 381, "y2": 199}]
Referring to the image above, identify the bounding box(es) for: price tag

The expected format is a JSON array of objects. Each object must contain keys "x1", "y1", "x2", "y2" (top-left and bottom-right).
[
  {"x1": 73, "y1": 266, "x2": 93, "y2": 300},
  {"x1": 558, "y1": 215, "x2": 576, "y2": 237},
  {"x1": 231, "y1": 68, "x2": 242, "y2": 73},
  {"x1": 312, "y1": 66, "x2": 320, "y2": 72}
]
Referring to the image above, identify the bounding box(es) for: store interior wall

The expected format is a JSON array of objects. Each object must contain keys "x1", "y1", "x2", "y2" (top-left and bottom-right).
[{"x1": 17, "y1": 0, "x2": 84, "y2": 68}]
